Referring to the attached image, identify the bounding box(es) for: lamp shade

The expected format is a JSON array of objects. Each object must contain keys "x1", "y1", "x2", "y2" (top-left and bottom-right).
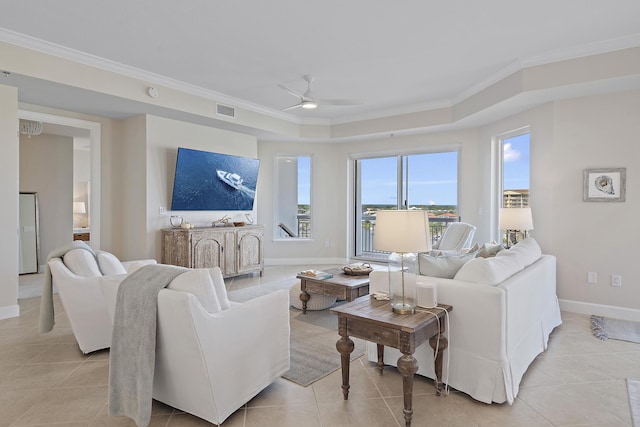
[
  {"x1": 73, "y1": 202, "x2": 86, "y2": 214},
  {"x1": 374, "y1": 210, "x2": 431, "y2": 253},
  {"x1": 499, "y1": 207, "x2": 533, "y2": 230}
]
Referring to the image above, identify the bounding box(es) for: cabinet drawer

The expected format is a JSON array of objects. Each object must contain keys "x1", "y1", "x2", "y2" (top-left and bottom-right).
[{"x1": 73, "y1": 232, "x2": 90, "y2": 241}]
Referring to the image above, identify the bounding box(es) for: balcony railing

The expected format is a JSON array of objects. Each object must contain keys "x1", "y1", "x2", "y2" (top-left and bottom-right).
[
  {"x1": 286, "y1": 214, "x2": 460, "y2": 250},
  {"x1": 359, "y1": 215, "x2": 460, "y2": 255}
]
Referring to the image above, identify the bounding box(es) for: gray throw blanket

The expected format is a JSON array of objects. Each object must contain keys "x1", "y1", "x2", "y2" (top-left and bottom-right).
[
  {"x1": 108, "y1": 264, "x2": 187, "y2": 427},
  {"x1": 39, "y1": 241, "x2": 98, "y2": 333}
]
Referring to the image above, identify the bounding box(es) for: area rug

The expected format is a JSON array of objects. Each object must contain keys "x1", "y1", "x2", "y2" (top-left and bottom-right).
[
  {"x1": 228, "y1": 281, "x2": 365, "y2": 387},
  {"x1": 590, "y1": 315, "x2": 640, "y2": 343},
  {"x1": 627, "y1": 378, "x2": 640, "y2": 426}
]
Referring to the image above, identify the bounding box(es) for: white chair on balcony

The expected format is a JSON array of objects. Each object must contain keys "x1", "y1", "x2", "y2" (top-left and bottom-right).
[{"x1": 432, "y1": 222, "x2": 476, "y2": 252}]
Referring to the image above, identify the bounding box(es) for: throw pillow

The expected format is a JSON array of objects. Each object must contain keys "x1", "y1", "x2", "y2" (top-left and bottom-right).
[
  {"x1": 96, "y1": 251, "x2": 127, "y2": 276},
  {"x1": 478, "y1": 241, "x2": 504, "y2": 258},
  {"x1": 168, "y1": 269, "x2": 222, "y2": 313},
  {"x1": 63, "y1": 249, "x2": 102, "y2": 277},
  {"x1": 461, "y1": 242, "x2": 480, "y2": 254},
  {"x1": 501, "y1": 237, "x2": 541, "y2": 267},
  {"x1": 418, "y1": 250, "x2": 478, "y2": 279},
  {"x1": 454, "y1": 254, "x2": 524, "y2": 285},
  {"x1": 207, "y1": 267, "x2": 231, "y2": 310}
]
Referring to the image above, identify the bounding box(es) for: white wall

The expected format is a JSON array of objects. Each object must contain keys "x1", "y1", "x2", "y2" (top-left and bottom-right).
[
  {"x1": 551, "y1": 90, "x2": 639, "y2": 314},
  {"x1": 0, "y1": 84, "x2": 19, "y2": 319},
  {"x1": 258, "y1": 141, "x2": 349, "y2": 264},
  {"x1": 19, "y1": 133, "x2": 74, "y2": 260},
  {"x1": 143, "y1": 115, "x2": 258, "y2": 262}
]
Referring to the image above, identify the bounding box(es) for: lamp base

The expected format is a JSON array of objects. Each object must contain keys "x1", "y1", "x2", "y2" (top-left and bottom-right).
[{"x1": 391, "y1": 303, "x2": 416, "y2": 315}]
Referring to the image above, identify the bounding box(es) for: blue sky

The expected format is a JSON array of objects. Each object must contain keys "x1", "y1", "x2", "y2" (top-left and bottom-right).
[{"x1": 297, "y1": 133, "x2": 530, "y2": 206}]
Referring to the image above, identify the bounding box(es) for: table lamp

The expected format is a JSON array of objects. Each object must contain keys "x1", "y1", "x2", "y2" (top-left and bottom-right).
[
  {"x1": 73, "y1": 202, "x2": 86, "y2": 228},
  {"x1": 374, "y1": 210, "x2": 431, "y2": 314},
  {"x1": 499, "y1": 207, "x2": 533, "y2": 248}
]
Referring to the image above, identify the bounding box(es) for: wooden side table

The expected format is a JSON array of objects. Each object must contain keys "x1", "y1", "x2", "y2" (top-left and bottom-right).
[{"x1": 331, "y1": 297, "x2": 452, "y2": 427}]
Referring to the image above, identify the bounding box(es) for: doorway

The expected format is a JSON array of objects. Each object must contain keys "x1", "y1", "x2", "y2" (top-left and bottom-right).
[{"x1": 18, "y1": 110, "x2": 101, "y2": 264}]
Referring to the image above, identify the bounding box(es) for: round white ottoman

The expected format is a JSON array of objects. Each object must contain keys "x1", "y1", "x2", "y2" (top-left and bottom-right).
[{"x1": 289, "y1": 280, "x2": 337, "y2": 311}]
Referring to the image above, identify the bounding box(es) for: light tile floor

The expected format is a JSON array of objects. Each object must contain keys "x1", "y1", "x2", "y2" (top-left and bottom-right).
[{"x1": 7, "y1": 265, "x2": 637, "y2": 426}]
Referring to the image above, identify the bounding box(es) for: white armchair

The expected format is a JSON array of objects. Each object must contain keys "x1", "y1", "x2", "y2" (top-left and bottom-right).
[
  {"x1": 47, "y1": 249, "x2": 156, "y2": 354},
  {"x1": 154, "y1": 285, "x2": 290, "y2": 425},
  {"x1": 101, "y1": 267, "x2": 290, "y2": 425}
]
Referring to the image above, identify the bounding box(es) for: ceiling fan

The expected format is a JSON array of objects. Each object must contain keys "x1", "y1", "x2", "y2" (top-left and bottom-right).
[{"x1": 278, "y1": 75, "x2": 363, "y2": 111}]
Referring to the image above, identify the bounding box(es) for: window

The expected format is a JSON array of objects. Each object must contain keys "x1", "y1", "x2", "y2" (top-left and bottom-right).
[
  {"x1": 499, "y1": 131, "x2": 530, "y2": 243},
  {"x1": 275, "y1": 155, "x2": 311, "y2": 239},
  {"x1": 354, "y1": 151, "x2": 458, "y2": 259}
]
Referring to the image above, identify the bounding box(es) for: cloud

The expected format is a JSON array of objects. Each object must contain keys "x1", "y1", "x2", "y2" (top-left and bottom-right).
[{"x1": 503, "y1": 143, "x2": 521, "y2": 162}]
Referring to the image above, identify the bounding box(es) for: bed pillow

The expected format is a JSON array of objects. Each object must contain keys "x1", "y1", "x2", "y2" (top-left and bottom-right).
[
  {"x1": 418, "y1": 250, "x2": 477, "y2": 279},
  {"x1": 63, "y1": 249, "x2": 102, "y2": 277},
  {"x1": 96, "y1": 251, "x2": 127, "y2": 276},
  {"x1": 168, "y1": 269, "x2": 222, "y2": 313}
]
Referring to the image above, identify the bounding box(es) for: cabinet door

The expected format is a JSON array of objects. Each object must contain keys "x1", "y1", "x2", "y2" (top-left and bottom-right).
[
  {"x1": 237, "y1": 227, "x2": 264, "y2": 274},
  {"x1": 192, "y1": 231, "x2": 224, "y2": 269},
  {"x1": 162, "y1": 230, "x2": 191, "y2": 267}
]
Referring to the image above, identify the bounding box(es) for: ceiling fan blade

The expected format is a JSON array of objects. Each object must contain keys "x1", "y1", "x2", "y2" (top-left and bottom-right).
[
  {"x1": 281, "y1": 103, "x2": 303, "y2": 111},
  {"x1": 278, "y1": 84, "x2": 303, "y2": 100},
  {"x1": 317, "y1": 98, "x2": 364, "y2": 106}
]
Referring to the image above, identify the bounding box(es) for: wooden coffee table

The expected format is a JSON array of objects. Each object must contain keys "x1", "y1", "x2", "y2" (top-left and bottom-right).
[
  {"x1": 296, "y1": 268, "x2": 370, "y2": 314},
  {"x1": 331, "y1": 296, "x2": 452, "y2": 427}
]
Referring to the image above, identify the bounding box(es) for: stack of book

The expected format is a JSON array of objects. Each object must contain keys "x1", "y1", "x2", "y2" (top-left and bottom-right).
[{"x1": 299, "y1": 270, "x2": 334, "y2": 279}]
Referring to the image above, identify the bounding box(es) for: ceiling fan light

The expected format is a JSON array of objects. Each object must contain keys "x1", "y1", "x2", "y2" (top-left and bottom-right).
[{"x1": 301, "y1": 100, "x2": 318, "y2": 109}]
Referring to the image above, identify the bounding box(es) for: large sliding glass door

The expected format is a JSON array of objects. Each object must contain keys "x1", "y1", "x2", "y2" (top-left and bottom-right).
[{"x1": 354, "y1": 150, "x2": 458, "y2": 260}]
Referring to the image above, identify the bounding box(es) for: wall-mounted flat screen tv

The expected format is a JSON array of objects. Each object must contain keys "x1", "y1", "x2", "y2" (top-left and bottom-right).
[{"x1": 170, "y1": 147, "x2": 260, "y2": 211}]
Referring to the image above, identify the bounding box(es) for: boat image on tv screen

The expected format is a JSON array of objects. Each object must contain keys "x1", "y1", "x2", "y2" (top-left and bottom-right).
[{"x1": 171, "y1": 147, "x2": 260, "y2": 211}]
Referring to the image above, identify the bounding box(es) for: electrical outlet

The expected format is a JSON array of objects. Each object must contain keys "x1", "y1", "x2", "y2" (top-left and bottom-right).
[
  {"x1": 611, "y1": 275, "x2": 622, "y2": 287},
  {"x1": 587, "y1": 272, "x2": 597, "y2": 284},
  {"x1": 159, "y1": 206, "x2": 166, "y2": 215}
]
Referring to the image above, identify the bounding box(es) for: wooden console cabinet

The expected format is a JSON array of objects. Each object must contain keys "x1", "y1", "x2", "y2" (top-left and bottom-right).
[{"x1": 161, "y1": 225, "x2": 264, "y2": 277}]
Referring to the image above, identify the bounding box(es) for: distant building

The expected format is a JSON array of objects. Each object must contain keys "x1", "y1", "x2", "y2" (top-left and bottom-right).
[{"x1": 503, "y1": 190, "x2": 529, "y2": 207}]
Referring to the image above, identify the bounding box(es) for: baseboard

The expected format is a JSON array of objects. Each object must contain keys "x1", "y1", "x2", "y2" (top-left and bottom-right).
[
  {"x1": 559, "y1": 299, "x2": 640, "y2": 322},
  {"x1": 265, "y1": 257, "x2": 349, "y2": 266},
  {"x1": 0, "y1": 304, "x2": 20, "y2": 321}
]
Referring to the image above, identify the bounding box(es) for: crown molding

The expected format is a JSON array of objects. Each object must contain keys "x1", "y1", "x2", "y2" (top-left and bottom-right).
[
  {"x1": 2, "y1": 28, "x2": 639, "y2": 131},
  {"x1": 0, "y1": 28, "x2": 306, "y2": 123}
]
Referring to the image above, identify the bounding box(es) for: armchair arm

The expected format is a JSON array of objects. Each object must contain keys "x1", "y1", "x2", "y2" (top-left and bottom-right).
[{"x1": 121, "y1": 259, "x2": 157, "y2": 273}]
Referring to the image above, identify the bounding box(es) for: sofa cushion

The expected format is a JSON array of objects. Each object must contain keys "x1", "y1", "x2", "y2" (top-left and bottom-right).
[
  {"x1": 418, "y1": 250, "x2": 478, "y2": 279},
  {"x1": 454, "y1": 254, "x2": 524, "y2": 285},
  {"x1": 499, "y1": 237, "x2": 541, "y2": 267},
  {"x1": 96, "y1": 251, "x2": 127, "y2": 276},
  {"x1": 63, "y1": 249, "x2": 102, "y2": 277},
  {"x1": 168, "y1": 269, "x2": 222, "y2": 313},
  {"x1": 207, "y1": 267, "x2": 231, "y2": 310}
]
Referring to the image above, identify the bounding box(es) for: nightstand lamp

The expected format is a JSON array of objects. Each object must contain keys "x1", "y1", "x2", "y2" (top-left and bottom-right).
[
  {"x1": 374, "y1": 210, "x2": 431, "y2": 314},
  {"x1": 499, "y1": 207, "x2": 533, "y2": 248}
]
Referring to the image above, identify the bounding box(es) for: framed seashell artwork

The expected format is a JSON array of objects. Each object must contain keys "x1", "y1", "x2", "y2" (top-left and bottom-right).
[{"x1": 583, "y1": 167, "x2": 626, "y2": 202}]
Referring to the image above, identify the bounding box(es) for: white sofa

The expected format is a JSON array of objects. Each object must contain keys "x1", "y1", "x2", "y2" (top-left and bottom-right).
[
  {"x1": 367, "y1": 238, "x2": 562, "y2": 404},
  {"x1": 47, "y1": 248, "x2": 157, "y2": 353}
]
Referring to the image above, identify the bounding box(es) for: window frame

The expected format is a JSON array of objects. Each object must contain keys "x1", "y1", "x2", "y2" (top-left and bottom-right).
[{"x1": 350, "y1": 145, "x2": 461, "y2": 262}]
